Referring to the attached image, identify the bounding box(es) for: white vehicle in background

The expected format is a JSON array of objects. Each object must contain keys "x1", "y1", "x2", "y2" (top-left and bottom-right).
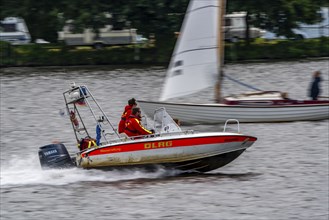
[
  {"x1": 58, "y1": 18, "x2": 138, "y2": 48},
  {"x1": 263, "y1": 7, "x2": 329, "y2": 40},
  {"x1": 224, "y1": 12, "x2": 266, "y2": 41},
  {"x1": 0, "y1": 17, "x2": 31, "y2": 44}
]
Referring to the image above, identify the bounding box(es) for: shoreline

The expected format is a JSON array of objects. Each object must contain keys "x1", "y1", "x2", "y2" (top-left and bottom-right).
[
  {"x1": 1, "y1": 56, "x2": 328, "y2": 69},
  {"x1": 1, "y1": 37, "x2": 328, "y2": 68}
]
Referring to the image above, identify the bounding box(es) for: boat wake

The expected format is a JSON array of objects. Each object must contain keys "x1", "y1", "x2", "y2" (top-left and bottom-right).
[
  {"x1": 0, "y1": 154, "x2": 183, "y2": 188},
  {"x1": 1, "y1": 153, "x2": 259, "y2": 188}
]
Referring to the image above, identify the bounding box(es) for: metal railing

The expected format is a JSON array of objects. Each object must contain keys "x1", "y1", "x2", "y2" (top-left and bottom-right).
[{"x1": 223, "y1": 119, "x2": 240, "y2": 133}]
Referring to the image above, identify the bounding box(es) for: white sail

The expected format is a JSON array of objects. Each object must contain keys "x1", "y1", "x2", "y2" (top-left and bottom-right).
[{"x1": 160, "y1": 0, "x2": 222, "y2": 101}]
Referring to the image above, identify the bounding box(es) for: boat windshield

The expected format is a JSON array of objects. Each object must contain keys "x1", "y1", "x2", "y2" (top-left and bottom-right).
[{"x1": 153, "y1": 107, "x2": 182, "y2": 134}]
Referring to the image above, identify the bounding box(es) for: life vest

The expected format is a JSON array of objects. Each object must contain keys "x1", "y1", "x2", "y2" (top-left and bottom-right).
[
  {"x1": 124, "y1": 115, "x2": 153, "y2": 137},
  {"x1": 78, "y1": 137, "x2": 97, "y2": 151},
  {"x1": 118, "y1": 105, "x2": 133, "y2": 133}
]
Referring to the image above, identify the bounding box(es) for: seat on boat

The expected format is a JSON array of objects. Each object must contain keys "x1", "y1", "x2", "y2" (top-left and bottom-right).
[{"x1": 153, "y1": 107, "x2": 182, "y2": 134}]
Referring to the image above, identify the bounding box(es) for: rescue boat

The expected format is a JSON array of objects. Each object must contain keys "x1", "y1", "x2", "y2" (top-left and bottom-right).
[{"x1": 38, "y1": 84, "x2": 257, "y2": 173}]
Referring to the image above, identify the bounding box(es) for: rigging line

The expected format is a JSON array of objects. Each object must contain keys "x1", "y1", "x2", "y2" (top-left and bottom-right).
[
  {"x1": 173, "y1": 46, "x2": 217, "y2": 57},
  {"x1": 187, "y1": 5, "x2": 220, "y2": 15},
  {"x1": 223, "y1": 73, "x2": 262, "y2": 91}
]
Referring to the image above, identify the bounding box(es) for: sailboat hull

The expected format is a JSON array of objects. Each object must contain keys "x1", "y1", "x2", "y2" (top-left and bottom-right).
[
  {"x1": 138, "y1": 100, "x2": 329, "y2": 124},
  {"x1": 76, "y1": 132, "x2": 256, "y2": 172}
]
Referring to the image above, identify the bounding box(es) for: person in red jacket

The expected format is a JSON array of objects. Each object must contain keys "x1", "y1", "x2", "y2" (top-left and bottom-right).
[
  {"x1": 118, "y1": 98, "x2": 137, "y2": 133},
  {"x1": 124, "y1": 107, "x2": 154, "y2": 137}
]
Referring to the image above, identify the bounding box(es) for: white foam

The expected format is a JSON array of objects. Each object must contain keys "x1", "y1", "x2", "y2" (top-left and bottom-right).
[{"x1": 0, "y1": 154, "x2": 180, "y2": 188}]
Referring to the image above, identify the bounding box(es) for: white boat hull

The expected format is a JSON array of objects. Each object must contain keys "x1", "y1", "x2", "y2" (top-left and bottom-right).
[
  {"x1": 76, "y1": 132, "x2": 256, "y2": 172},
  {"x1": 138, "y1": 100, "x2": 329, "y2": 124}
]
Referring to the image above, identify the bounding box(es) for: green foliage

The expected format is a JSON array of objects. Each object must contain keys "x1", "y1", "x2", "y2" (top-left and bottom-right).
[
  {"x1": 1, "y1": 0, "x2": 328, "y2": 67},
  {"x1": 0, "y1": 43, "x2": 170, "y2": 66},
  {"x1": 1, "y1": 0, "x2": 328, "y2": 44},
  {"x1": 120, "y1": 0, "x2": 189, "y2": 37},
  {"x1": 224, "y1": 37, "x2": 329, "y2": 61},
  {"x1": 0, "y1": 41, "x2": 16, "y2": 66},
  {"x1": 2, "y1": 37, "x2": 328, "y2": 67},
  {"x1": 228, "y1": 0, "x2": 326, "y2": 38}
]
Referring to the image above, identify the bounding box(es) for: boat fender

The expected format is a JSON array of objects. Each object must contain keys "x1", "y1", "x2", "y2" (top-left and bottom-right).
[
  {"x1": 70, "y1": 111, "x2": 79, "y2": 127},
  {"x1": 38, "y1": 143, "x2": 75, "y2": 169},
  {"x1": 96, "y1": 124, "x2": 102, "y2": 145}
]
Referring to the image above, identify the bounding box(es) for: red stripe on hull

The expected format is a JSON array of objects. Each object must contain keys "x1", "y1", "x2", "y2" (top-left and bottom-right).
[
  {"x1": 225, "y1": 99, "x2": 329, "y2": 106},
  {"x1": 82, "y1": 135, "x2": 256, "y2": 158}
]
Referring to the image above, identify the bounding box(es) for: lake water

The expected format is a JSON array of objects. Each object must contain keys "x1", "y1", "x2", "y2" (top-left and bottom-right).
[{"x1": 1, "y1": 60, "x2": 328, "y2": 220}]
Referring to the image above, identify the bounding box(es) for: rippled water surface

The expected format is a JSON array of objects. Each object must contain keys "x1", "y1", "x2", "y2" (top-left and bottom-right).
[{"x1": 1, "y1": 60, "x2": 328, "y2": 220}]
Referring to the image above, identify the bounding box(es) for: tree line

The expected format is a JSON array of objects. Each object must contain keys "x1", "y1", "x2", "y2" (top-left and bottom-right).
[{"x1": 1, "y1": 0, "x2": 328, "y2": 43}]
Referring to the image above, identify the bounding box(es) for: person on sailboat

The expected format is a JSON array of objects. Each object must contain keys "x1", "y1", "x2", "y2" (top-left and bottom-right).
[
  {"x1": 309, "y1": 71, "x2": 322, "y2": 100},
  {"x1": 118, "y1": 98, "x2": 137, "y2": 133},
  {"x1": 124, "y1": 107, "x2": 154, "y2": 137}
]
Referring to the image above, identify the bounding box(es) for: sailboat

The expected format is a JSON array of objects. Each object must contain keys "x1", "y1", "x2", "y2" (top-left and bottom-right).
[{"x1": 138, "y1": 0, "x2": 329, "y2": 124}]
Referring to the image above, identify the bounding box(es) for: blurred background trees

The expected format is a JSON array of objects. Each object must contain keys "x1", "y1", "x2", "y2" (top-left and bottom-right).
[
  {"x1": 1, "y1": 0, "x2": 328, "y2": 43},
  {"x1": 228, "y1": 0, "x2": 329, "y2": 39}
]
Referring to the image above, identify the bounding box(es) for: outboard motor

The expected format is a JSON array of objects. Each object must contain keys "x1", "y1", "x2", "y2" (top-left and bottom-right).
[{"x1": 38, "y1": 143, "x2": 75, "y2": 169}]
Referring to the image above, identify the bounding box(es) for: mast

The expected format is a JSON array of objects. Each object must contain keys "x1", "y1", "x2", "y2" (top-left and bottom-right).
[{"x1": 215, "y1": 0, "x2": 226, "y2": 103}]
